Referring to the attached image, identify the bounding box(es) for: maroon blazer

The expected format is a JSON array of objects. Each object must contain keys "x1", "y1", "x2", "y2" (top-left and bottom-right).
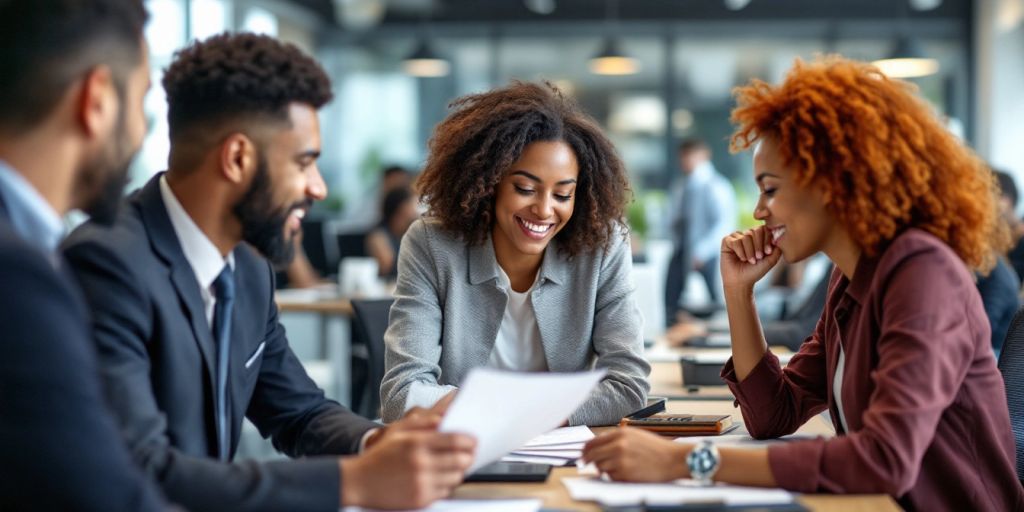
[{"x1": 722, "y1": 229, "x2": 1024, "y2": 511}]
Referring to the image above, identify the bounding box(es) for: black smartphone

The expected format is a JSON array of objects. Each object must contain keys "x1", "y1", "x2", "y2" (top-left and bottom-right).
[
  {"x1": 463, "y1": 461, "x2": 552, "y2": 483},
  {"x1": 626, "y1": 396, "x2": 667, "y2": 419}
]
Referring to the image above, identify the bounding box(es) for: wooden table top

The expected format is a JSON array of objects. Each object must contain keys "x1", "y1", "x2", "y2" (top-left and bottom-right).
[
  {"x1": 455, "y1": 398, "x2": 900, "y2": 511},
  {"x1": 272, "y1": 296, "x2": 898, "y2": 511},
  {"x1": 274, "y1": 287, "x2": 354, "y2": 315}
]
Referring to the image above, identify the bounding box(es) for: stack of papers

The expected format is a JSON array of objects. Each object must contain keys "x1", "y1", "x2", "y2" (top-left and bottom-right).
[
  {"x1": 562, "y1": 477, "x2": 793, "y2": 507},
  {"x1": 344, "y1": 498, "x2": 542, "y2": 512},
  {"x1": 439, "y1": 368, "x2": 605, "y2": 472},
  {"x1": 501, "y1": 425, "x2": 595, "y2": 465}
]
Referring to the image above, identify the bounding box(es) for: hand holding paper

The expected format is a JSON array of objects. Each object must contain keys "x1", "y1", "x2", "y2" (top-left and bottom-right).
[{"x1": 439, "y1": 368, "x2": 606, "y2": 472}]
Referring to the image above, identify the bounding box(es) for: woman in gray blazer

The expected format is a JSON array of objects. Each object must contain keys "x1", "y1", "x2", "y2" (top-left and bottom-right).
[{"x1": 380, "y1": 82, "x2": 650, "y2": 426}]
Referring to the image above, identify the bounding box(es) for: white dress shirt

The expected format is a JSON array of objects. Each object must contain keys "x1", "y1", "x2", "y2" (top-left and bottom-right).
[
  {"x1": 161, "y1": 175, "x2": 381, "y2": 446},
  {"x1": 487, "y1": 267, "x2": 548, "y2": 372},
  {"x1": 159, "y1": 175, "x2": 234, "y2": 326}
]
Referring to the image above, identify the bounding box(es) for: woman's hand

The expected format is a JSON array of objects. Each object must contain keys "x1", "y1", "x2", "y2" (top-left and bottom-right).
[
  {"x1": 581, "y1": 427, "x2": 689, "y2": 482},
  {"x1": 720, "y1": 225, "x2": 782, "y2": 294}
]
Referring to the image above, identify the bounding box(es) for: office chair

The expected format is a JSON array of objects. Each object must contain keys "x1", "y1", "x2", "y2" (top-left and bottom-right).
[
  {"x1": 998, "y1": 305, "x2": 1024, "y2": 483},
  {"x1": 350, "y1": 298, "x2": 394, "y2": 420}
]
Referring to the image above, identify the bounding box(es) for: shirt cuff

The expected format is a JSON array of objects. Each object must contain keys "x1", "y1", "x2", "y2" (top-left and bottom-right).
[
  {"x1": 358, "y1": 427, "x2": 380, "y2": 453},
  {"x1": 720, "y1": 349, "x2": 783, "y2": 407},
  {"x1": 404, "y1": 381, "x2": 458, "y2": 416}
]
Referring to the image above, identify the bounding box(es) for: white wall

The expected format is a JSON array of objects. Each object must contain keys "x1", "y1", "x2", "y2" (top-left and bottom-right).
[{"x1": 975, "y1": 0, "x2": 1024, "y2": 186}]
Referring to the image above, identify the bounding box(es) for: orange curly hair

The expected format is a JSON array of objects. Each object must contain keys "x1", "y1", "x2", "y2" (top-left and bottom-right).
[{"x1": 730, "y1": 55, "x2": 1008, "y2": 273}]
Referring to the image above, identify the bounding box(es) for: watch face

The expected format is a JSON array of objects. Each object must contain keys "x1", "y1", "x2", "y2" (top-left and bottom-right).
[
  {"x1": 688, "y1": 443, "x2": 719, "y2": 480},
  {"x1": 694, "y1": 450, "x2": 715, "y2": 473}
]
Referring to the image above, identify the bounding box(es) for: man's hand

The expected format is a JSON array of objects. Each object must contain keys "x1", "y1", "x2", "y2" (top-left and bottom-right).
[
  {"x1": 364, "y1": 391, "x2": 458, "y2": 449},
  {"x1": 582, "y1": 427, "x2": 689, "y2": 482},
  {"x1": 340, "y1": 430, "x2": 476, "y2": 510}
]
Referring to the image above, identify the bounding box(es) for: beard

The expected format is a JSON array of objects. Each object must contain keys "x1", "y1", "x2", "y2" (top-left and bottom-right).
[
  {"x1": 82, "y1": 158, "x2": 131, "y2": 225},
  {"x1": 233, "y1": 154, "x2": 310, "y2": 267},
  {"x1": 78, "y1": 108, "x2": 135, "y2": 226}
]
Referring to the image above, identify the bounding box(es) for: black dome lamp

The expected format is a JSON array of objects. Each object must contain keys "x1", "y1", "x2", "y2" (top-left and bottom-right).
[{"x1": 872, "y1": 36, "x2": 939, "y2": 78}]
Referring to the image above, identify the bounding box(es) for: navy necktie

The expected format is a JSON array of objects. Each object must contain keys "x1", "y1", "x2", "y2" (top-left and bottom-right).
[{"x1": 213, "y1": 265, "x2": 235, "y2": 461}]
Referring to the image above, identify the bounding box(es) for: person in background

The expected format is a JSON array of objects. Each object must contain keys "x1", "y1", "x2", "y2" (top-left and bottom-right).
[
  {"x1": 982, "y1": 169, "x2": 1024, "y2": 357},
  {"x1": 995, "y1": 169, "x2": 1024, "y2": 285},
  {"x1": 283, "y1": 165, "x2": 416, "y2": 288},
  {"x1": 64, "y1": 32, "x2": 474, "y2": 512},
  {"x1": 667, "y1": 257, "x2": 833, "y2": 352},
  {"x1": 380, "y1": 81, "x2": 650, "y2": 426},
  {"x1": 975, "y1": 252, "x2": 1019, "y2": 358},
  {"x1": 583, "y1": 56, "x2": 1023, "y2": 511},
  {"x1": 282, "y1": 226, "x2": 328, "y2": 288},
  {"x1": 665, "y1": 138, "x2": 737, "y2": 314},
  {"x1": 379, "y1": 165, "x2": 414, "y2": 198},
  {"x1": 0, "y1": 1, "x2": 167, "y2": 509},
  {"x1": 365, "y1": 186, "x2": 418, "y2": 280}
]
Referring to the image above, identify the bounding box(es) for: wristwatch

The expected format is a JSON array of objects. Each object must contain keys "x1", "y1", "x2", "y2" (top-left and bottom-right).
[{"x1": 686, "y1": 440, "x2": 721, "y2": 485}]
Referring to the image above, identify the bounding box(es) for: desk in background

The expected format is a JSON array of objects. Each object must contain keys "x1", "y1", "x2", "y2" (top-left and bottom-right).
[{"x1": 275, "y1": 288, "x2": 355, "y2": 404}]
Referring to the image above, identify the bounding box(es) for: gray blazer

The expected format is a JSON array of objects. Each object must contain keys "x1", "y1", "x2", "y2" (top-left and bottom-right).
[{"x1": 380, "y1": 219, "x2": 650, "y2": 426}]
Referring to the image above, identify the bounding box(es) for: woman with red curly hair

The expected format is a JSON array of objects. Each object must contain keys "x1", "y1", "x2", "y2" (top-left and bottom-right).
[
  {"x1": 379, "y1": 82, "x2": 650, "y2": 426},
  {"x1": 583, "y1": 56, "x2": 1023, "y2": 510}
]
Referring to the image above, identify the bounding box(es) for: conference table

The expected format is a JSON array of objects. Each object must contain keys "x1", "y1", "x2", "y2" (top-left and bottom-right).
[
  {"x1": 453, "y1": 357, "x2": 901, "y2": 512},
  {"x1": 274, "y1": 292, "x2": 901, "y2": 511}
]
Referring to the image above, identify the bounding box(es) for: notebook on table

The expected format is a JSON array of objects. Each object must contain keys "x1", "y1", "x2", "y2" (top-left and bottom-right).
[{"x1": 618, "y1": 413, "x2": 738, "y2": 436}]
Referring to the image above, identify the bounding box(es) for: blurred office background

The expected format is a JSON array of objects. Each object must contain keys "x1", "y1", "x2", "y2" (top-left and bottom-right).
[
  {"x1": 134, "y1": 0, "x2": 1024, "y2": 456},
  {"x1": 136, "y1": 0, "x2": 1024, "y2": 236}
]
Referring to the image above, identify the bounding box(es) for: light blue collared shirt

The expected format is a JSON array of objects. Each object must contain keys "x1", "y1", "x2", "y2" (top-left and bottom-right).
[
  {"x1": 675, "y1": 160, "x2": 737, "y2": 264},
  {"x1": 0, "y1": 159, "x2": 64, "y2": 254}
]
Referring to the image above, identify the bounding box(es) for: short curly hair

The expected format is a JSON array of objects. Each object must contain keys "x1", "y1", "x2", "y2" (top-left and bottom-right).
[
  {"x1": 416, "y1": 81, "x2": 630, "y2": 257},
  {"x1": 730, "y1": 55, "x2": 1008, "y2": 273},
  {"x1": 162, "y1": 32, "x2": 332, "y2": 165}
]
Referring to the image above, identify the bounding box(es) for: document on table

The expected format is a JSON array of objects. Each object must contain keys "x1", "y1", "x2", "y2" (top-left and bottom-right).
[
  {"x1": 342, "y1": 498, "x2": 541, "y2": 512},
  {"x1": 501, "y1": 425, "x2": 595, "y2": 465},
  {"x1": 439, "y1": 368, "x2": 605, "y2": 472},
  {"x1": 562, "y1": 477, "x2": 793, "y2": 507},
  {"x1": 671, "y1": 432, "x2": 822, "y2": 447}
]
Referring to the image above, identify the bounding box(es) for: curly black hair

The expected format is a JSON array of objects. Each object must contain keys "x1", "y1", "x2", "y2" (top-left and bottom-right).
[
  {"x1": 416, "y1": 81, "x2": 631, "y2": 258},
  {"x1": 162, "y1": 32, "x2": 332, "y2": 165}
]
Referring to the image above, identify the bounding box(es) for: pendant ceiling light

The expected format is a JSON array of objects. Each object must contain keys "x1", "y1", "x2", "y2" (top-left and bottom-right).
[
  {"x1": 871, "y1": 36, "x2": 939, "y2": 78},
  {"x1": 402, "y1": 39, "x2": 450, "y2": 77},
  {"x1": 402, "y1": 6, "x2": 449, "y2": 78},
  {"x1": 590, "y1": 0, "x2": 639, "y2": 76},
  {"x1": 589, "y1": 38, "x2": 640, "y2": 75}
]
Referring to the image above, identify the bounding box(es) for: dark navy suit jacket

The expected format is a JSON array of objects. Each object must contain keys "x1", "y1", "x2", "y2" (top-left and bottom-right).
[
  {"x1": 0, "y1": 213, "x2": 165, "y2": 510},
  {"x1": 63, "y1": 174, "x2": 377, "y2": 512}
]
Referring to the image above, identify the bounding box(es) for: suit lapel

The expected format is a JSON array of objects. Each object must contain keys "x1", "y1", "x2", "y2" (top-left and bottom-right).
[
  {"x1": 135, "y1": 174, "x2": 218, "y2": 390},
  {"x1": 532, "y1": 245, "x2": 569, "y2": 371},
  {"x1": 228, "y1": 252, "x2": 260, "y2": 450},
  {"x1": 466, "y1": 239, "x2": 506, "y2": 367}
]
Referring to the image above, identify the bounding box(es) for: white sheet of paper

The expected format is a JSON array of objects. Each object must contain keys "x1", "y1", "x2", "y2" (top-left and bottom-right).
[
  {"x1": 522, "y1": 425, "x2": 594, "y2": 447},
  {"x1": 439, "y1": 368, "x2": 605, "y2": 472},
  {"x1": 672, "y1": 432, "x2": 821, "y2": 447},
  {"x1": 342, "y1": 498, "x2": 542, "y2": 512},
  {"x1": 500, "y1": 454, "x2": 567, "y2": 465},
  {"x1": 513, "y1": 443, "x2": 585, "y2": 452},
  {"x1": 509, "y1": 449, "x2": 580, "y2": 459},
  {"x1": 562, "y1": 477, "x2": 793, "y2": 506}
]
